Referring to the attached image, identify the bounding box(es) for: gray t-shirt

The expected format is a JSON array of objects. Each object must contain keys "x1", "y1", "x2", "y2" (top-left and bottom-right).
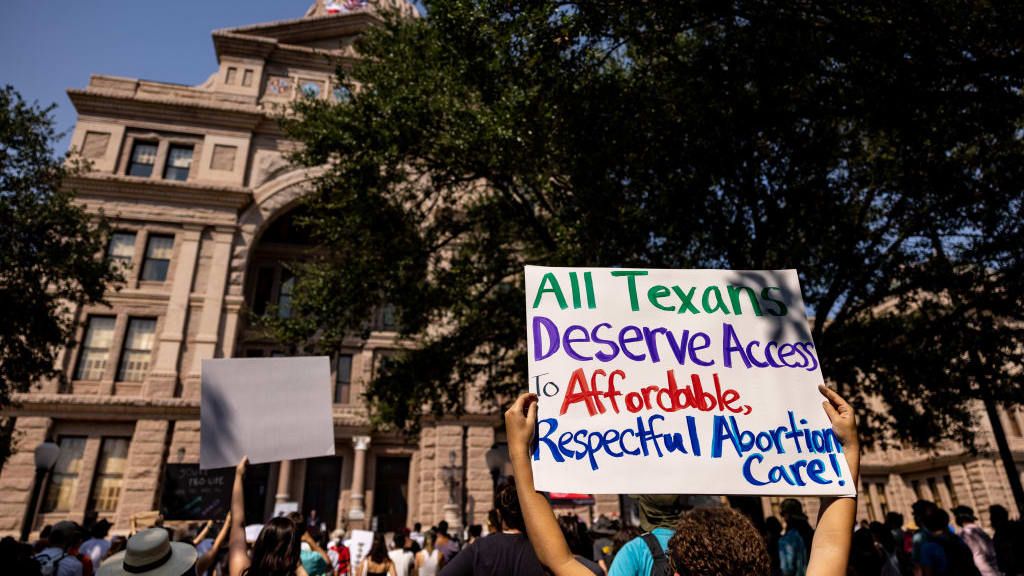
[{"x1": 35, "y1": 547, "x2": 84, "y2": 576}]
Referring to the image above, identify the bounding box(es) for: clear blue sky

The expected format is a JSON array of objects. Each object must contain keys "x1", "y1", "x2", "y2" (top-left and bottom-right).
[{"x1": 0, "y1": 1, "x2": 419, "y2": 154}]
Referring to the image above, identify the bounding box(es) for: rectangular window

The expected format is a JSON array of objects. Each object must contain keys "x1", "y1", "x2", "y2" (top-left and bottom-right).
[
  {"x1": 117, "y1": 318, "x2": 156, "y2": 382},
  {"x1": 141, "y1": 234, "x2": 174, "y2": 281},
  {"x1": 128, "y1": 141, "x2": 158, "y2": 177},
  {"x1": 252, "y1": 266, "x2": 275, "y2": 316},
  {"x1": 75, "y1": 317, "x2": 116, "y2": 380},
  {"x1": 335, "y1": 354, "x2": 352, "y2": 404},
  {"x1": 163, "y1": 145, "x2": 193, "y2": 181},
  {"x1": 942, "y1": 475, "x2": 958, "y2": 508},
  {"x1": 277, "y1": 272, "x2": 295, "y2": 318},
  {"x1": 88, "y1": 438, "x2": 129, "y2": 514},
  {"x1": 41, "y1": 437, "x2": 87, "y2": 513},
  {"x1": 862, "y1": 481, "x2": 876, "y2": 522},
  {"x1": 242, "y1": 69, "x2": 254, "y2": 87},
  {"x1": 226, "y1": 67, "x2": 238, "y2": 85},
  {"x1": 107, "y1": 232, "x2": 136, "y2": 267},
  {"x1": 876, "y1": 482, "x2": 889, "y2": 516}
]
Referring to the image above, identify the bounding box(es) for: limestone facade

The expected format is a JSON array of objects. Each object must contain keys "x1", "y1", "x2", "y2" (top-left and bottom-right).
[{"x1": 1, "y1": 0, "x2": 1022, "y2": 538}]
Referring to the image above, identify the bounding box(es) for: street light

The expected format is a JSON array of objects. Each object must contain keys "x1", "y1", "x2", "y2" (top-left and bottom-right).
[
  {"x1": 21, "y1": 441, "x2": 60, "y2": 542},
  {"x1": 484, "y1": 444, "x2": 508, "y2": 501}
]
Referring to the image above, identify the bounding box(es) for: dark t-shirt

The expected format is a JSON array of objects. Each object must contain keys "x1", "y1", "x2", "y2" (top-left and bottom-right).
[{"x1": 438, "y1": 533, "x2": 545, "y2": 576}]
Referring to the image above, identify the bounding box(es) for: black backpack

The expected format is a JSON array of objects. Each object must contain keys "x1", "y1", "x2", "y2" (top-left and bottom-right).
[{"x1": 640, "y1": 533, "x2": 671, "y2": 576}]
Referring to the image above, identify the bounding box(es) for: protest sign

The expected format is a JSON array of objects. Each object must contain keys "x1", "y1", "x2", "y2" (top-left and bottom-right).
[
  {"x1": 200, "y1": 356, "x2": 335, "y2": 470},
  {"x1": 160, "y1": 464, "x2": 233, "y2": 520},
  {"x1": 525, "y1": 266, "x2": 855, "y2": 496},
  {"x1": 347, "y1": 529, "x2": 375, "y2": 568}
]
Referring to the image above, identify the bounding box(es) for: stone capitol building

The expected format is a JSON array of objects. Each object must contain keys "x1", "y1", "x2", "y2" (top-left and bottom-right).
[{"x1": 1, "y1": 0, "x2": 1022, "y2": 537}]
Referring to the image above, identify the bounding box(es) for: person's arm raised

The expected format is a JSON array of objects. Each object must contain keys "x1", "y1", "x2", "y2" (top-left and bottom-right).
[
  {"x1": 806, "y1": 385, "x2": 860, "y2": 576},
  {"x1": 197, "y1": 512, "x2": 232, "y2": 574},
  {"x1": 193, "y1": 519, "x2": 214, "y2": 546},
  {"x1": 229, "y1": 457, "x2": 251, "y2": 576},
  {"x1": 505, "y1": 393, "x2": 594, "y2": 576}
]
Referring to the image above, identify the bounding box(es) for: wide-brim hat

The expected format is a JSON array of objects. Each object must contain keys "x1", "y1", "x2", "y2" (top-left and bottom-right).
[{"x1": 98, "y1": 528, "x2": 196, "y2": 576}]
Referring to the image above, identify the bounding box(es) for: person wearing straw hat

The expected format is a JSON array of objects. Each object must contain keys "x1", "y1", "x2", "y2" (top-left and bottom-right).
[{"x1": 98, "y1": 528, "x2": 197, "y2": 576}]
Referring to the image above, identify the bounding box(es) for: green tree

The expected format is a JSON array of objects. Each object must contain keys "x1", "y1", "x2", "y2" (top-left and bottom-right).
[
  {"x1": 0, "y1": 86, "x2": 120, "y2": 463},
  {"x1": 278, "y1": 0, "x2": 1024, "y2": 457}
]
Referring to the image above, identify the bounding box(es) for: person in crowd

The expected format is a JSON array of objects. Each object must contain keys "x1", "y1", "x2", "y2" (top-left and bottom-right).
[
  {"x1": 598, "y1": 526, "x2": 641, "y2": 574},
  {"x1": 848, "y1": 523, "x2": 883, "y2": 576},
  {"x1": 608, "y1": 494, "x2": 688, "y2": 576},
  {"x1": 465, "y1": 525, "x2": 482, "y2": 546},
  {"x1": 287, "y1": 512, "x2": 332, "y2": 576},
  {"x1": 357, "y1": 533, "x2": 397, "y2": 576},
  {"x1": 911, "y1": 500, "x2": 939, "y2": 569},
  {"x1": 96, "y1": 527, "x2": 198, "y2": 576},
  {"x1": 434, "y1": 522, "x2": 459, "y2": 564},
  {"x1": 82, "y1": 519, "x2": 113, "y2": 568},
  {"x1": 328, "y1": 528, "x2": 352, "y2": 576},
  {"x1": 989, "y1": 505, "x2": 1024, "y2": 576},
  {"x1": 779, "y1": 499, "x2": 812, "y2": 576},
  {"x1": 410, "y1": 523, "x2": 425, "y2": 549},
  {"x1": 388, "y1": 532, "x2": 415, "y2": 576},
  {"x1": 589, "y1": 515, "x2": 617, "y2": 571},
  {"x1": 557, "y1": 516, "x2": 602, "y2": 575},
  {"x1": 866, "y1": 521, "x2": 902, "y2": 576},
  {"x1": 415, "y1": 530, "x2": 444, "y2": 576},
  {"x1": 36, "y1": 525, "x2": 54, "y2": 553},
  {"x1": 104, "y1": 536, "x2": 127, "y2": 562},
  {"x1": 1, "y1": 535, "x2": 43, "y2": 576},
  {"x1": 504, "y1": 384, "x2": 861, "y2": 576},
  {"x1": 229, "y1": 457, "x2": 305, "y2": 576},
  {"x1": 34, "y1": 521, "x2": 85, "y2": 576},
  {"x1": 764, "y1": 516, "x2": 783, "y2": 576},
  {"x1": 67, "y1": 523, "x2": 95, "y2": 576},
  {"x1": 951, "y1": 505, "x2": 1001, "y2": 576},
  {"x1": 438, "y1": 481, "x2": 545, "y2": 576},
  {"x1": 195, "y1": 514, "x2": 232, "y2": 576},
  {"x1": 883, "y1": 512, "x2": 912, "y2": 574},
  {"x1": 486, "y1": 511, "x2": 500, "y2": 537},
  {"x1": 917, "y1": 506, "x2": 981, "y2": 576}
]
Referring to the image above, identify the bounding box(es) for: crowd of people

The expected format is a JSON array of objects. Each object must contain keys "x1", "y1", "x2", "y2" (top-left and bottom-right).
[{"x1": 2, "y1": 386, "x2": 1022, "y2": 576}]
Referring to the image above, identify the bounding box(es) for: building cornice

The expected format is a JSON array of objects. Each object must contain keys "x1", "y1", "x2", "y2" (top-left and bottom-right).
[
  {"x1": 66, "y1": 173, "x2": 253, "y2": 212},
  {"x1": 216, "y1": 11, "x2": 380, "y2": 45},
  {"x1": 68, "y1": 89, "x2": 264, "y2": 132}
]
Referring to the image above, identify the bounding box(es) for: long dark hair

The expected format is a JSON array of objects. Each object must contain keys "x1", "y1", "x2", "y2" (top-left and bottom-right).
[
  {"x1": 368, "y1": 532, "x2": 390, "y2": 564},
  {"x1": 244, "y1": 516, "x2": 302, "y2": 576}
]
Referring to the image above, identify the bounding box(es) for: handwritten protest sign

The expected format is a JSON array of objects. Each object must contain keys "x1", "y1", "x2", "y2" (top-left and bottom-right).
[
  {"x1": 525, "y1": 267, "x2": 854, "y2": 496},
  {"x1": 200, "y1": 357, "x2": 335, "y2": 470},
  {"x1": 160, "y1": 464, "x2": 233, "y2": 520}
]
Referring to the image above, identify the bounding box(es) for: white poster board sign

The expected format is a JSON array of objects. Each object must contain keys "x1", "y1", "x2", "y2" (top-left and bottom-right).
[
  {"x1": 525, "y1": 267, "x2": 854, "y2": 496},
  {"x1": 346, "y1": 529, "x2": 375, "y2": 568},
  {"x1": 200, "y1": 357, "x2": 335, "y2": 470}
]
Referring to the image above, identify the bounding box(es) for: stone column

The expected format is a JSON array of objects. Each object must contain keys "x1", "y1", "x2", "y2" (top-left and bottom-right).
[
  {"x1": 276, "y1": 460, "x2": 293, "y2": 503},
  {"x1": 0, "y1": 417, "x2": 51, "y2": 535},
  {"x1": 184, "y1": 227, "x2": 234, "y2": 398},
  {"x1": 348, "y1": 436, "x2": 371, "y2": 524},
  {"x1": 147, "y1": 226, "x2": 202, "y2": 398}
]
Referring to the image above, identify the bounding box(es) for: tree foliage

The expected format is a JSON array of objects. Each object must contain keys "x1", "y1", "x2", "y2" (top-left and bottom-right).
[
  {"x1": 280, "y1": 1, "x2": 1024, "y2": 447},
  {"x1": 0, "y1": 86, "x2": 119, "y2": 409}
]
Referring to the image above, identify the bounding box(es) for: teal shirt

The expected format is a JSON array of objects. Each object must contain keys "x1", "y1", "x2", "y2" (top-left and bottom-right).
[
  {"x1": 301, "y1": 547, "x2": 332, "y2": 576},
  {"x1": 608, "y1": 528, "x2": 674, "y2": 576}
]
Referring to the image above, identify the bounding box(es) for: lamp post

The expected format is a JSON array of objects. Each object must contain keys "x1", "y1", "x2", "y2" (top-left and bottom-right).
[
  {"x1": 20, "y1": 441, "x2": 60, "y2": 542},
  {"x1": 484, "y1": 444, "x2": 508, "y2": 502}
]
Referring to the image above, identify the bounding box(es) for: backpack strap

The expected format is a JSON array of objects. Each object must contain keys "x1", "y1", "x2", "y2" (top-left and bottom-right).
[{"x1": 640, "y1": 532, "x2": 670, "y2": 576}]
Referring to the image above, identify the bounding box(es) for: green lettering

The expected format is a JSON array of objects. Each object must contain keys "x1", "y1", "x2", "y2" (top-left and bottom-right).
[
  {"x1": 611, "y1": 270, "x2": 649, "y2": 311},
  {"x1": 761, "y1": 286, "x2": 789, "y2": 316},
  {"x1": 727, "y1": 285, "x2": 762, "y2": 316},
  {"x1": 533, "y1": 272, "x2": 568, "y2": 309},
  {"x1": 702, "y1": 286, "x2": 731, "y2": 314},
  {"x1": 647, "y1": 285, "x2": 675, "y2": 311}
]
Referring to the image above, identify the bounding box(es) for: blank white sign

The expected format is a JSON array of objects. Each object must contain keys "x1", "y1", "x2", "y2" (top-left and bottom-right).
[{"x1": 200, "y1": 356, "x2": 336, "y2": 470}]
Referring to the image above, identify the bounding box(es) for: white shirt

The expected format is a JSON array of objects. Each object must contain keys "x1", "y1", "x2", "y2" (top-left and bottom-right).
[{"x1": 388, "y1": 549, "x2": 414, "y2": 576}]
